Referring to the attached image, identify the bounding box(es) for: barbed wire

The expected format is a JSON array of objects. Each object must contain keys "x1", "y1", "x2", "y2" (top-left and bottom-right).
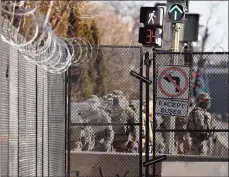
[{"x1": 0, "y1": 1, "x2": 98, "y2": 74}]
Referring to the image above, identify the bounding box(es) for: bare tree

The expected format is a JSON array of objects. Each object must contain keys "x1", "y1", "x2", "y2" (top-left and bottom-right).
[
  {"x1": 193, "y1": 2, "x2": 227, "y2": 96},
  {"x1": 84, "y1": 2, "x2": 133, "y2": 45},
  {"x1": 200, "y1": 2, "x2": 227, "y2": 53},
  {"x1": 104, "y1": 1, "x2": 146, "y2": 43}
]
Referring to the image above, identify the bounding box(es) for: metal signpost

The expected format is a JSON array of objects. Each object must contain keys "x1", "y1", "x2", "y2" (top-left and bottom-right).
[
  {"x1": 164, "y1": 0, "x2": 187, "y2": 154},
  {"x1": 131, "y1": 6, "x2": 167, "y2": 177},
  {"x1": 0, "y1": 0, "x2": 1, "y2": 175}
]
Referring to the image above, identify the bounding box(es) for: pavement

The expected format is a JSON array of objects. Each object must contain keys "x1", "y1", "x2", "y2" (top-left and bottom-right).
[
  {"x1": 212, "y1": 119, "x2": 228, "y2": 147},
  {"x1": 161, "y1": 161, "x2": 229, "y2": 177}
]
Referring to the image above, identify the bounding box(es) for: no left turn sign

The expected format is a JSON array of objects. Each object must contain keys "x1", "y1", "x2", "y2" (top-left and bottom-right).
[{"x1": 156, "y1": 65, "x2": 190, "y2": 100}]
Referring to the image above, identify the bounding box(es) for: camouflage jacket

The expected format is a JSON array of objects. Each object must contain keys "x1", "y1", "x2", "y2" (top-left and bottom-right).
[
  {"x1": 80, "y1": 107, "x2": 114, "y2": 150},
  {"x1": 111, "y1": 106, "x2": 139, "y2": 142},
  {"x1": 187, "y1": 107, "x2": 212, "y2": 140}
]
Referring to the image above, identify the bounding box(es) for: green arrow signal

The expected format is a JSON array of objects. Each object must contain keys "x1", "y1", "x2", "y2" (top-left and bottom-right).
[
  {"x1": 174, "y1": 11, "x2": 177, "y2": 20},
  {"x1": 168, "y1": 4, "x2": 184, "y2": 21},
  {"x1": 169, "y1": 5, "x2": 183, "y2": 14}
]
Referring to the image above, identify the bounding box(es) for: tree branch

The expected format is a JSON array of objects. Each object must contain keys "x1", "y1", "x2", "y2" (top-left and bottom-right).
[
  {"x1": 212, "y1": 28, "x2": 227, "y2": 50},
  {"x1": 51, "y1": 0, "x2": 73, "y2": 31},
  {"x1": 201, "y1": 1, "x2": 221, "y2": 52},
  {"x1": 43, "y1": 1, "x2": 54, "y2": 27}
]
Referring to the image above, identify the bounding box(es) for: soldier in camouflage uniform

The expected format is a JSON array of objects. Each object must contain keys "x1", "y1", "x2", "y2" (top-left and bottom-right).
[
  {"x1": 141, "y1": 101, "x2": 153, "y2": 152},
  {"x1": 79, "y1": 98, "x2": 114, "y2": 152},
  {"x1": 142, "y1": 100, "x2": 165, "y2": 153},
  {"x1": 142, "y1": 112, "x2": 154, "y2": 153},
  {"x1": 111, "y1": 96, "x2": 139, "y2": 152},
  {"x1": 88, "y1": 95, "x2": 106, "y2": 108},
  {"x1": 175, "y1": 98, "x2": 195, "y2": 154},
  {"x1": 102, "y1": 94, "x2": 113, "y2": 115},
  {"x1": 70, "y1": 112, "x2": 84, "y2": 152},
  {"x1": 186, "y1": 92, "x2": 214, "y2": 155},
  {"x1": 129, "y1": 100, "x2": 136, "y2": 112},
  {"x1": 155, "y1": 115, "x2": 165, "y2": 153},
  {"x1": 113, "y1": 90, "x2": 124, "y2": 97},
  {"x1": 104, "y1": 97, "x2": 113, "y2": 116},
  {"x1": 129, "y1": 100, "x2": 154, "y2": 153}
]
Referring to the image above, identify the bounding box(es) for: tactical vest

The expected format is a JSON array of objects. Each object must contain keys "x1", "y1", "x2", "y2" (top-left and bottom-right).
[
  {"x1": 186, "y1": 107, "x2": 210, "y2": 140},
  {"x1": 111, "y1": 108, "x2": 134, "y2": 142}
]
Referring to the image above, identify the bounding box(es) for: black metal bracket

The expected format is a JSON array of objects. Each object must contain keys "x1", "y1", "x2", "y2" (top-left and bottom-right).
[
  {"x1": 143, "y1": 155, "x2": 167, "y2": 167},
  {"x1": 130, "y1": 49, "x2": 167, "y2": 177},
  {"x1": 130, "y1": 70, "x2": 152, "y2": 85},
  {"x1": 144, "y1": 52, "x2": 152, "y2": 67},
  {"x1": 130, "y1": 51, "x2": 153, "y2": 84}
]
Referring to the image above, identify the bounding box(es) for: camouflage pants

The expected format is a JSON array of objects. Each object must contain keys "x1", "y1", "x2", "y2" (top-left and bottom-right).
[
  {"x1": 188, "y1": 137, "x2": 208, "y2": 155},
  {"x1": 175, "y1": 132, "x2": 190, "y2": 154},
  {"x1": 70, "y1": 141, "x2": 82, "y2": 152},
  {"x1": 113, "y1": 140, "x2": 129, "y2": 152},
  {"x1": 156, "y1": 132, "x2": 165, "y2": 154}
]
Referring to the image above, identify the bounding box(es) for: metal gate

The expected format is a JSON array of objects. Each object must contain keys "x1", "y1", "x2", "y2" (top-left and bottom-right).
[
  {"x1": 66, "y1": 46, "x2": 229, "y2": 177},
  {"x1": 67, "y1": 45, "x2": 143, "y2": 177}
]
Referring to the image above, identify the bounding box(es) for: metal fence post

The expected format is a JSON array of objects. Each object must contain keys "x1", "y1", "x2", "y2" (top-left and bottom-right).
[
  {"x1": 152, "y1": 49, "x2": 157, "y2": 177},
  {"x1": 144, "y1": 52, "x2": 150, "y2": 177},
  {"x1": 0, "y1": 1, "x2": 2, "y2": 175},
  {"x1": 139, "y1": 47, "x2": 143, "y2": 177},
  {"x1": 67, "y1": 66, "x2": 72, "y2": 177}
]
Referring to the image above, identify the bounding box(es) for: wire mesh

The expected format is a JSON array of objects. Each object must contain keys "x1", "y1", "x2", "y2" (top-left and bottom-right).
[
  {"x1": 0, "y1": 32, "x2": 10, "y2": 176},
  {"x1": 154, "y1": 51, "x2": 229, "y2": 161},
  {"x1": 0, "y1": 17, "x2": 66, "y2": 177},
  {"x1": 8, "y1": 45, "x2": 19, "y2": 177},
  {"x1": 68, "y1": 45, "x2": 142, "y2": 177},
  {"x1": 68, "y1": 48, "x2": 228, "y2": 177}
]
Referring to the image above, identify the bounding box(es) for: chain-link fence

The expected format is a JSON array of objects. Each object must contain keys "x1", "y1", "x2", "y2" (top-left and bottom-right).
[
  {"x1": 154, "y1": 51, "x2": 228, "y2": 161},
  {"x1": 0, "y1": 20, "x2": 66, "y2": 176},
  {"x1": 67, "y1": 45, "x2": 143, "y2": 177},
  {"x1": 67, "y1": 47, "x2": 228, "y2": 177}
]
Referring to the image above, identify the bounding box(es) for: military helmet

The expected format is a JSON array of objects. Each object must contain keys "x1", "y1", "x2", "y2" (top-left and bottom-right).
[
  {"x1": 106, "y1": 94, "x2": 113, "y2": 98},
  {"x1": 112, "y1": 90, "x2": 123, "y2": 96},
  {"x1": 196, "y1": 92, "x2": 211, "y2": 100},
  {"x1": 107, "y1": 97, "x2": 113, "y2": 102}
]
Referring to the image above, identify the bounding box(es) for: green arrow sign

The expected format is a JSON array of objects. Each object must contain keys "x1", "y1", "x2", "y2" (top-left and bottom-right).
[{"x1": 168, "y1": 4, "x2": 184, "y2": 21}]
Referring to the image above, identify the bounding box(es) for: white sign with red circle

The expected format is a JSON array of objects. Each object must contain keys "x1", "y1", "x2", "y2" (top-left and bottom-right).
[{"x1": 156, "y1": 65, "x2": 190, "y2": 100}]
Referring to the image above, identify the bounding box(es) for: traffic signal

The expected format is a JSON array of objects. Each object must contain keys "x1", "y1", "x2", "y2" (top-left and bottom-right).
[
  {"x1": 139, "y1": 6, "x2": 164, "y2": 48},
  {"x1": 193, "y1": 72, "x2": 209, "y2": 96},
  {"x1": 140, "y1": 7, "x2": 164, "y2": 27},
  {"x1": 138, "y1": 27, "x2": 162, "y2": 48},
  {"x1": 166, "y1": 0, "x2": 186, "y2": 23}
]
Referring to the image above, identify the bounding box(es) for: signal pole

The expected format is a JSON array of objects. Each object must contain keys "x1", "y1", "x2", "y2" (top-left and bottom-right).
[
  {"x1": 171, "y1": 23, "x2": 181, "y2": 53},
  {"x1": 167, "y1": 22, "x2": 181, "y2": 154},
  {"x1": 165, "y1": 0, "x2": 186, "y2": 154},
  {"x1": 0, "y1": 0, "x2": 2, "y2": 175}
]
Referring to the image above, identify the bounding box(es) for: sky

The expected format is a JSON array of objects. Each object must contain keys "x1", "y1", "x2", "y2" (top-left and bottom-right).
[
  {"x1": 189, "y1": 1, "x2": 228, "y2": 52},
  {"x1": 142, "y1": 1, "x2": 228, "y2": 52}
]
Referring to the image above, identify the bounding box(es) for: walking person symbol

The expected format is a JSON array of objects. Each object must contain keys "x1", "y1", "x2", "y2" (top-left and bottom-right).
[{"x1": 148, "y1": 11, "x2": 156, "y2": 24}]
